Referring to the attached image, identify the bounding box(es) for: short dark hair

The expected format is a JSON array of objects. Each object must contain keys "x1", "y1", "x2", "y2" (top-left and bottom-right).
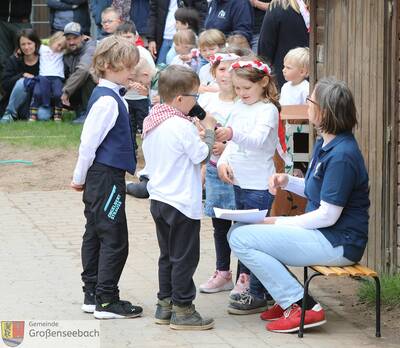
[
  {"x1": 314, "y1": 77, "x2": 358, "y2": 134},
  {"x1": 158, "y1": 65, "x2": 200, "y2": 103},
  {"x1": 174, "y1": 7, "x2": 200, "y2": 34},
  {"x1": 115, "y1": 20, "x2": 137, "y2": 35},
  {"x1": 16, "y1": 28, "x2": 41, "y2": 56}
]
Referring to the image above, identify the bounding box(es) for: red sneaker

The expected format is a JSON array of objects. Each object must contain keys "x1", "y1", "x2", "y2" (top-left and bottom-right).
[
  {"x1": 266, "y1": 303, "x2": 326, "y2": 333},
  {"x1": 260, "y1": 304, "x2": 284, "y2": 321}
]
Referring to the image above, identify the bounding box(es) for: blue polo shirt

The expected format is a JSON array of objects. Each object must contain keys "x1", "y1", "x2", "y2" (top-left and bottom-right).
[{"x1": 304, "y1": 132, "x2": 370, "y2": 262}]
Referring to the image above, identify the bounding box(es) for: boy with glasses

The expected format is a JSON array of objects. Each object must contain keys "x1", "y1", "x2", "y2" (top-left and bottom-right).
[{"x1": 142, "y1": 65, "x2": 215, "y2": 330}]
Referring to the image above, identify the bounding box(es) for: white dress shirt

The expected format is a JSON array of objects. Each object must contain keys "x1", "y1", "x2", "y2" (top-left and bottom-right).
[{"x1": 72, "y1": 79, "x2": 128, "y2": 185}]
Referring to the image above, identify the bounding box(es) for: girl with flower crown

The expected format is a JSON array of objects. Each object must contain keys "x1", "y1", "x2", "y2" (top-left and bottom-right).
[
  {"x1": 215, "y1": 57, "x2": 280, "y2": 314},
  {"x1": 197, "y1": 51, "x2": 240, "y2": 294}
]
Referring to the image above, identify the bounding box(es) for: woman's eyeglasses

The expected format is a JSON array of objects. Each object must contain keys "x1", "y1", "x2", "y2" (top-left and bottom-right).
[{"x1": 306, "y1": 95, "x2": 318, "y2": 106}]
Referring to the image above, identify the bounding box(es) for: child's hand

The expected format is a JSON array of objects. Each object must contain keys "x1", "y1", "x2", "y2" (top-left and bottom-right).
[
  {"x1": 70, "y1": 181, "x2": 84, "y2": 192},
  {"x1": 268, "y1": 173, "x2": 289, "y2": 195},
  {"x1": 215, "y1": 127, "x2": 233, "y2": 142},
  {"x1": 212, "y1": 142, "x2": 225, "y2": 156},
  {"x1": 218, "y1": 163, "x2": 234, "y2": 185},
  {"x1": 151, "y1": 94, "x2": 161, "y2": 105},
  {"x1": 129, "y1": 82, "x2": 148, "y2": 96},
  {"x1": 179, "y1": 54, "x2": 191, "y2": 62}
]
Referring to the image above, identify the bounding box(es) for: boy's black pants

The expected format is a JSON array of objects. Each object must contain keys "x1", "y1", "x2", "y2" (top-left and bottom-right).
[
  {"x1": 150, "y1": 200, "x2": 200, "y2": 306},
  {"x1": 81, "y1": 162, "x2": 128, "y2": 304}
]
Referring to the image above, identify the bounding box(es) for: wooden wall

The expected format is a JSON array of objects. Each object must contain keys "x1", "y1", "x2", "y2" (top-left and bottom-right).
[
  {"x1": 310, "y1": 0, "x2": 398, "y2": 272},
  {"x1": 32, "y1": 0, "x2": 50, "y2": 38}
]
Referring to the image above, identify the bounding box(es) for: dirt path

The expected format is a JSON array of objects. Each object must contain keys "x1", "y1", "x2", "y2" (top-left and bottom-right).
[
  {"x1": 0, "y1": 144, "x2": 142, "y2": 192},
  {"x1": 0, "y1": 143, "x2": 399, "y2": 341}
]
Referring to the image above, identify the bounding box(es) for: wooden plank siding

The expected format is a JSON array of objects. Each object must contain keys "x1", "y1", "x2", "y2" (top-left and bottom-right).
[
  {"x1": 32, "y1": 0, "x2": 50, "y2": 38},
  {"x1": 311, "y1": 0, "x2": 398, "y2": 272}
]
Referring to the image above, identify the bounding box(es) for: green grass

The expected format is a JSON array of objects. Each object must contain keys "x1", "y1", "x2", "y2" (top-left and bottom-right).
[
  {"x1": 0, "y1": 112, "x2": 82, "y2": 149},
  {"x1": 358, "y1": 274, "x2": 400, "y2": 307}
]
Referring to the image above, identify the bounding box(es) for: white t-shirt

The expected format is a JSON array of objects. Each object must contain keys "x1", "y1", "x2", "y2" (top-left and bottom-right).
[
  {"x1": 198, "y1": 92, "x2": 235, "y2": 125},
  {"x1": 279, "y1": 79, "x2": 309, "y2": 105},
  {"x1": 39, "y1": 45, "x2": 64, "y2": 78},
  {"x1": 218, "y1": 100, "x2": 279, "y2": 190},
  {"x1": 142, "y1": 117, "x2": 209, "y2": 219},
  {"x1": 198, "y1": 63, "x2": 215, "y2": 86},
  {"x1": 199, "y1": 92, "x2": 236, "y2": 163},
  {"x1": 163, "y1": 0, "x2": 178, "y2": 40},
  {"x1": 125, "y1": 46, "x2": 156, "y2": 101}
]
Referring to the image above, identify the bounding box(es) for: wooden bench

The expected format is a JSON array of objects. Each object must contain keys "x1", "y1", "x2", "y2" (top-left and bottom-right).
[{"x1": 299, "y1": 264, "x2": 381, "y2": 338}]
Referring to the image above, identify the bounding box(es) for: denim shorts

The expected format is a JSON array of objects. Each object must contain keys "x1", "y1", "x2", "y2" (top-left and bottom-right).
[
  {"x1": 204, "y1": 163, "x2": 236, "y2": 217},
  {"x1": 233, "y1": 185, "x2": 275, "y2": 214}
]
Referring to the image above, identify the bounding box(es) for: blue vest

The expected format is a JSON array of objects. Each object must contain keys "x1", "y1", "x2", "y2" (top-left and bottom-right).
[{"x1": 87, "y1": 86, "x2": 136, "y2": 175}]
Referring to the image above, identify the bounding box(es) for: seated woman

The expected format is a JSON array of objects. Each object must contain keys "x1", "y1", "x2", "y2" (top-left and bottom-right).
[
  {"x1": 227, "y1": 77, "x2": 370, "y2": 333},
  {"x1": 0, "y1": 29, "x2": 41, "y2": 123}
]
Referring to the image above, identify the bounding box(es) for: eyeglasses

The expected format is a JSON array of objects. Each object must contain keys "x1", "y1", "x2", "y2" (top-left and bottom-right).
[
  {"x1": 306, "y1": 95, "x2": 318, "y2": 106},
  {"x1": 101, "y1": 19, "x2": 116, "y2": 25},
  {"x1": 182, "y1": 93, "x2": 200, "y2": 101}
]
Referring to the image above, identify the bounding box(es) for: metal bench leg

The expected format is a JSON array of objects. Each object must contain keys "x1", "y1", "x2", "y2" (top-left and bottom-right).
[
  {"x1": 373, "y1": 276, "x2": 381, "y2": 337},
  {"x1": 298, "y1": 273, "x2": 322, "y2": 338}
]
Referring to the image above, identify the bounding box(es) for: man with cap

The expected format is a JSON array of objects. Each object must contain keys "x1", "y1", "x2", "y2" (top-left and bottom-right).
[{"x1": 62, "y1": 22, "x2": 96, "y2": 123}]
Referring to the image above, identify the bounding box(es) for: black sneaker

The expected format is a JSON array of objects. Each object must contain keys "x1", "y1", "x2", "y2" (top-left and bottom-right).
[
  {"x1": 81, "y1": 290, "x2": 96, "y2": 313},
  {"x1": 94, "y1": 300, "x2": 143, "y2": 319},
  {"x1": 230, "y1": 288, "x2": 274, "y2": 304},
  {"x1": 227, "y1": 291, "x2": 268, "y2": 315}
]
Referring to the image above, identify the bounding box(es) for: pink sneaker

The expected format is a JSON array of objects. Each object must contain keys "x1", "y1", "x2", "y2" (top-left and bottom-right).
[
  {"x1": 229, "y1": 273, "x2": 250, "y2": 299},
  {"x1": 199, "y1": 271, "x2": 234, "y2": 293}
]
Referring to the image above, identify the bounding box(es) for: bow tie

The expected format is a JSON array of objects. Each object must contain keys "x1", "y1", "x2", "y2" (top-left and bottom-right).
[{"x1": 119, "y1": 87, "x2": 127, "y2": 96}]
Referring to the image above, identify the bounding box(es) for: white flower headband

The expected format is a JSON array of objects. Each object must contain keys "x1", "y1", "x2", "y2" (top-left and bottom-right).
[
  {"x1": 229, "y1": 60, "x2": 271, "y2": 75},
  {"x1": 209, "y1": 53, "x2": 240, "y2": 65}
]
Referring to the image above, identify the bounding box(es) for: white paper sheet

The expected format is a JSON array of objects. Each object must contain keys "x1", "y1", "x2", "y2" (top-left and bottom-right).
[{"x1": 213, "y1": 208, "x2": 268, "y2": 223}]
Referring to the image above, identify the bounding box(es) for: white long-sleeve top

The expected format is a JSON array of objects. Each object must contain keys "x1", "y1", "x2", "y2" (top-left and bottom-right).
[
  {"x1": 218, "y1": 100, "x2": 279, "y2": 190},
  {"x1": 72, "y1": 79, "x2": 128, "y2": 185},
  {"x1": 275, "y1": 175, "x2": 344, "y2": 229},
  {"x1": 39, "y1": 45, "x2": 64, "y2": 78}
]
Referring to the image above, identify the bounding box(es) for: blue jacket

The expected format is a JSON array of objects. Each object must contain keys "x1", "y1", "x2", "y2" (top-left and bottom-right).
[
  {"x1": 204, "y1": 0, "x2": 253, "y2": 44},
  {"x1": 88, "y1": 86, "x2": 136, "y2": 175},
  {"x1": 47, "y1": 0, "x2": 91, "y2": 35},
  {"x1": 89, "y1": 0, "x2": 112, "y2": 27}
]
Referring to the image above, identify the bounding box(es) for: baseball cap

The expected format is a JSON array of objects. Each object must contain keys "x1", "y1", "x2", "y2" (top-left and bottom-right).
[{"x1": 64, "y1": 22, "x2": 82, "y2": 36}]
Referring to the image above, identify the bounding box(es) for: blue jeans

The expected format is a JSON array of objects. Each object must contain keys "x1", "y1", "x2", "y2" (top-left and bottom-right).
[
  {"x1": 156, "y1": 39, "x2": 173, "y2": 65},
  {"x1": 228, "y1": 224, "x2": 353, "y2": 309},
  {"x1": 251, "y1": 33, "x2": 260, "y2": 53},
  {"x1": 233, "y1": 186, "x2": 274, "y2": 298},
  {"x1": 6, "y1": 78, "x2": 29, "y2": 118}
]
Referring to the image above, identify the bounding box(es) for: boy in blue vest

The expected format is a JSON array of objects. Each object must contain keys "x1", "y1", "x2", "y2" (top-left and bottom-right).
[{"x1": 71, "y1": 35, "x2": 142, "y2": 319}]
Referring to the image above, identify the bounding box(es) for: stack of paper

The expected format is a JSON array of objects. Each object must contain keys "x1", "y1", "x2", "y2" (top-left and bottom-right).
[{"x1": 213, "y1": 208, "x2": 267, "y2": 224}]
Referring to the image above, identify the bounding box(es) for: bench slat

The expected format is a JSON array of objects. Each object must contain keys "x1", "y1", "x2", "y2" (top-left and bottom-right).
[
  {"x1": 311, "y1": 266, "x2": 340, "y2": 276},
  {"x1": 341, "y1": 266, "x2": 365, "y2": 276},
  {"x1": 310, "y1": 264, "x2": 378, "y2": 277},
  {"x1": 353, "y1": 264, "x2": 378, "y2": 277}
]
